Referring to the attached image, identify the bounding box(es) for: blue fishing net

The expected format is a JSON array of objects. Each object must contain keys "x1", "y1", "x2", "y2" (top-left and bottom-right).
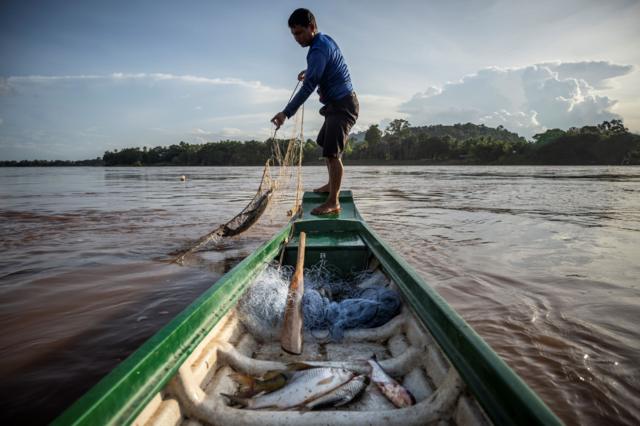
[
  {"x1": 238, "y1": 263, "x2": 402, "y2": 341},
  {"x1": 302, "y1": 286, "x2": 402, "y2": 341}
]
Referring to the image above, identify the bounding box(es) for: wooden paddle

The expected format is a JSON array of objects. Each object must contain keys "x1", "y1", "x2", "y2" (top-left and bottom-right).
[{"x1": 281, "y1": 231, "x2": 306, "y2": 355}]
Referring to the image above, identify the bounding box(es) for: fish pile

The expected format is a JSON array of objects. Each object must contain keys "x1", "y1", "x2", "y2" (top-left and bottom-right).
[{"x1": 222, "y1": 356, "x2": 415, "y2": 411}]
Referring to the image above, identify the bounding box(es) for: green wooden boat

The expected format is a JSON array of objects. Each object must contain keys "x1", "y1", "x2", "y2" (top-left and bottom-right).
[{"x1": 54, "y1": 191, "x2": 562, "y2": 426}]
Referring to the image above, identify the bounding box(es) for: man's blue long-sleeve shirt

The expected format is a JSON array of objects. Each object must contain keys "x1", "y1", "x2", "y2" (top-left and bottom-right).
[{"x1": 283, "y1": 33, "x2": 353, "y2": 118}]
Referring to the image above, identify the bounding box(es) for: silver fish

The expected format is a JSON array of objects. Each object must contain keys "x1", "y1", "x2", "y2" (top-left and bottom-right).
[
  {"x1": 222, "y1": 367, "x2": 354, "y2": 410},
  {"x1": 304, "y1": 374, "x2": 370, "y2": 410},
  {"x1": 368, "y1": 355, "x2": 415, "y2": 408}
]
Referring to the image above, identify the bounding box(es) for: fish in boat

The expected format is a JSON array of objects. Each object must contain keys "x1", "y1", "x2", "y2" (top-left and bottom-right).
[
  {"x1": 303, "y1": 374, "x2": 370, "y2": 410},
  {"x1": 221, "y1": 367, "x2": 354, "y2": 410},
  {"x1": 228, "y1": 362, "x2": 318, "y2": 397},
  {"x1": 368, "y1": 355, "x2": 415, "y2": 408}
]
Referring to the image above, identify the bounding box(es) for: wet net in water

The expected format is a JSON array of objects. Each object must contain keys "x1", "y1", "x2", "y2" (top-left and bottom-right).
[{"x1": 172, "y1": 89, "x2": 306, "y2": 264}]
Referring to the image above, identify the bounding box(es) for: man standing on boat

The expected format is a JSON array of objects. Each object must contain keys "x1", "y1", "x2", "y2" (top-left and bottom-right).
[{"x1": 271, "y1": 8, "x2": 359, "y2": 216}]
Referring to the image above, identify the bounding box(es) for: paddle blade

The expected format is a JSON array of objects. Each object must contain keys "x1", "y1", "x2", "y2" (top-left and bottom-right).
[{"x1": 280, "y1": 232, "x2": 306, "y2": 355}]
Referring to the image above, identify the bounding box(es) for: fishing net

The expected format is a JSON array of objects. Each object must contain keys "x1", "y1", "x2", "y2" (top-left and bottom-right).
[
  {"x1": 172, "y1": 89, "x2": 306, "y2": 264},
  {"x1": 237, "y1": 263, "x2": 402, "y2": 341}
]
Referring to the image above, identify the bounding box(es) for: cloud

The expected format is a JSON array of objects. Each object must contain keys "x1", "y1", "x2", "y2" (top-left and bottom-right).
[
  {"x1": 478, "y1": 110, "x2": 541, "y2": 134},
  {"x1": 399, "y1": 61, "x2": 633, "y2": 137},
  {"x1": 0, "y1": 72, "x2": 298, "y2": 159},
  {"x1": 189, "y1": 126, "x2": 259, "y2": 143},
  {"x1": 349, "y1": 94, "x2": 406, "y2": 133},
  {"x1": 540, "y1": 61, "x2": 633, "y2": 90},
  {"x1": 191, "y1": 128, "x2": 213, "y2": 136},
  {"x1": 220, "y1": 127, "x2": 242, "y2": 137},
  {"x1": 5, "y1": 73, "x2": 291, "y2": 105},
  {"x1": 0, "y1": 117, "x2": 3, "y2": 126}
]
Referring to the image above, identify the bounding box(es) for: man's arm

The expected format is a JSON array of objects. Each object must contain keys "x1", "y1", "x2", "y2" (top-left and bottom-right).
[{"x1": 283, "y1": 48, "x2": 327, "y2": 118}]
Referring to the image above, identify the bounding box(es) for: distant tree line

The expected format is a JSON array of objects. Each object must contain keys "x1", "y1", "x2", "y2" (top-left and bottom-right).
[
  {"x1": 0, "y1": 158, "x2": 104, "y2": 167},
  {"x1": 2, "y1": 120, "x2": 638, "y2": 166},
  {"x1": 102, "y1": 140, "x2": 275, "y2": 166},
  {"x1": 347, "y1": 119, "x2": 639, "y2": 165}
]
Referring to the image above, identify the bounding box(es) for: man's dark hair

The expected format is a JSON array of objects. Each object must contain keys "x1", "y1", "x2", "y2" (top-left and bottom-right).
[{"x1": 288, "y1": 8, "x2": 316, "y2": 28}]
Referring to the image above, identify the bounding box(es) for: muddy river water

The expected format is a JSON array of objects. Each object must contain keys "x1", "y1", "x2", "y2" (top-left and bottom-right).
[{"x1": 1, "y1": 165, "x2": 638, "y2": 424}]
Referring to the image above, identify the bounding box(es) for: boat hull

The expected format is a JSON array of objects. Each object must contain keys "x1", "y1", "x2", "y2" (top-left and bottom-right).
[{"x1": 54, "y1": 191, "x2": 561, "y2": 426}]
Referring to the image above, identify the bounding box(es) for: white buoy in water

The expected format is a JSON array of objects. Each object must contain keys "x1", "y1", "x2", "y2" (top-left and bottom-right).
[{"x1": 180, "y1": 175, "x2": 187, "y2": 182}]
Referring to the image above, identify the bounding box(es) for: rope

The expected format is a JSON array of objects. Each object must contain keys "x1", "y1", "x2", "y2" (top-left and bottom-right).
[
  {"x1": 269, "y1": 80, "x2": 300, "y2": 166},
  {"x1": 293, "y1": 103, "x2": 304, "y2": 216}
]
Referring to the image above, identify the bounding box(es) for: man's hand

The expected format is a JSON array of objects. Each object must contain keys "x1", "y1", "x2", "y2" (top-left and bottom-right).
[
  {"x1": 271, "y1": 112, "x2": 286, "y2": 130},
  {"x1": 298, "y1": 70, "x2": 306, "y2": 81}
]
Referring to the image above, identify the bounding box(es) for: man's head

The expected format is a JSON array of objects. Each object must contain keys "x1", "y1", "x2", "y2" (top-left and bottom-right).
[{"x1": 288, "y1": 8, "x2": 317, "y2": 47}]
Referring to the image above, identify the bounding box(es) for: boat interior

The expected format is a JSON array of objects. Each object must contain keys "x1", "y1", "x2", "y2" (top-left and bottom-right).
[
  {"x1": 54, "y1": 191, "x2": 557, "y2": 426},
  {"x1": 132, "y1": 248, "x2": 491, "y2": 426}
]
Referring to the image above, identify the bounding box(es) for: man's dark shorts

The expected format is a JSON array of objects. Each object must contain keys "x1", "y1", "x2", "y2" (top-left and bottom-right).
[{"x1": 317, "y1": 92, "x2": 359, "y2": 158}]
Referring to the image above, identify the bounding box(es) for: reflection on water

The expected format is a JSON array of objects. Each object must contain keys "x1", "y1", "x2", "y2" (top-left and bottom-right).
[{"x1": 1, "y1": 166, "x2": 639, "y2": 425}]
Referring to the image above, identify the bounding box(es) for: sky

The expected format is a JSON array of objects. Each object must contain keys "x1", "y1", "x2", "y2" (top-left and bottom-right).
[{"x1": 1, "y1": 0, "x2": 639, "y2": 160}]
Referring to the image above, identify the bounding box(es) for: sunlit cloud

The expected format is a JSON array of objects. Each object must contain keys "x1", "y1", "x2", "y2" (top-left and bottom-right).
[
  {"x1": 400, "y1": 61, "x2": 633, "y2": 138},
  {"x1": 539, "y1": 61, "x2": 633, "y2": 90}
]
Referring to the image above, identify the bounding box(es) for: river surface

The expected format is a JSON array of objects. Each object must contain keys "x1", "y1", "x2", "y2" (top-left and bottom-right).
[{"x1": 0, "y1": 165, "x2": 639, "y2": 425}]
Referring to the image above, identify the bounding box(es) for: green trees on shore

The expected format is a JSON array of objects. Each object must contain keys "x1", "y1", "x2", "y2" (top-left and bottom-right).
[
  {"x1": 527, "y1": 120, "x2": 637, "y2": 164},
  {"x1": 0, "y1": 158, "x2": 104, "y2": 167},
  {"x1": 97, "y1": 119, "x2": 638, "y2": 166},
  {"x1": 2, "y1": 120, "x2": 638, "y2": 166},
  {"x1": 101, "y1": 140, "x2": 273, "y2": 166},
  {"x1": 347, "y1": 119, "x2": 638, "y2": 165}
]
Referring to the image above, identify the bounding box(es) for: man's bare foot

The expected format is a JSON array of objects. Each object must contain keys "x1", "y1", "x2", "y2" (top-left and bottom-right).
[
  {"x1": 313, "y1": 183, "x2": 330, "y2": 193},
  {"x1": 311, "y1": 202, "x2": 341, "y2": 215}
]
